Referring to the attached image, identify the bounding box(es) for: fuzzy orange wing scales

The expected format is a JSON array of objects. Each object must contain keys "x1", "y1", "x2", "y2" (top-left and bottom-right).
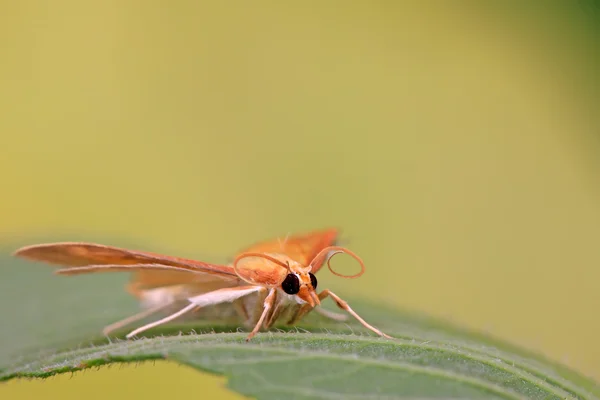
[{"x1": 233, "y1": 254, "x2": 290, "y2": 287}]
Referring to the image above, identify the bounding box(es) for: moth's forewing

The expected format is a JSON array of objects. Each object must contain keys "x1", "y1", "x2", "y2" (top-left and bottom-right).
[
  {"x1": 14, "y1": 242, "x2": 238, "y2": 284},
  {"x1": 237, "y1": 228, "x2": 338, "y2": 272},
  {"x1": 14, "y1": 242, "x2": 235, "y2": 273},
  {"x1": 127, "y1": 269, "x2": 237, "y2": 292},
  {"x1": 14, "y1": 242, "x2": 241, "y2": 312}
]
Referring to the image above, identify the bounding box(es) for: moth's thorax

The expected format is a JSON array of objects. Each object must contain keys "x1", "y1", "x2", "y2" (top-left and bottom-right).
[
  {"x1": 285, "y1": 259, "x2": 313, "y2": 280},
  {"x1": 285, "y1": 259, "x2": 307, "y2": 270}
]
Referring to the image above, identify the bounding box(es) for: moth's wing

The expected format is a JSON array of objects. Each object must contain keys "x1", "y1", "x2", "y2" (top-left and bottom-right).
[
  {"x1": 128, "y1": 269, "x2": 235, "y2": 291},
  {"x1": 127, "y1": 278, "x2": 240, "y2": 304},
  {"x1": 13, "y1": 242, "x2": 239, "y2": 290},
  {"x1": 237, "y1": 228, "x2": 339, "y2": 273},
  {"x1": 233, "y1": 253, "x2": 290, "y2": 286}
]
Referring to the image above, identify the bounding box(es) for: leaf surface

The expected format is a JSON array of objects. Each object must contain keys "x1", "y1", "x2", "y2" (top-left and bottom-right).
[{"x1": 1, "y1": 240, "x2": 598, "y2": 399}]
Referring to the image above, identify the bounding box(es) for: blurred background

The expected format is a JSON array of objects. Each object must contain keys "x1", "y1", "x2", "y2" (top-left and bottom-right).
[{"x1": 2, "y1": 1, "x2": 599, "y2": 398}]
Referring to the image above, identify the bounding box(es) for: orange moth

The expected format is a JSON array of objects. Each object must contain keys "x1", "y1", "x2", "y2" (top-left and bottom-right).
[{"x1": 13, "y1": 228, "x2": 391, "y2": 341}]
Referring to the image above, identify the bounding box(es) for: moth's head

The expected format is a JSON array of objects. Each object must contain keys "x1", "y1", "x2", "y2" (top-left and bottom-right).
[
  {"x1": 280, "y1": 260, "x2": 320, "y2": 306},
  {"x1": 232, "y1": 246, "x2": 365, "y2": 308}
]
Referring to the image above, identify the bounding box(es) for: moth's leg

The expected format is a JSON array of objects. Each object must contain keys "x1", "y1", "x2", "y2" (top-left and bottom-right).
[
  {"x1": 249, "y1": 288, "x2": 268, "y2": 323},
  {"x1": 246, "y1": 288, "x2": 277, "y2": 341},
  {"x1": 321, "y1": 290, "x2": 392, "y2": 338},
  {"x1": 263, "y1": 293, "x2": 281, "y2": 329},
  {"x1": 289, "y1": 290, "x2": 392, "y2": 339},
  {"x1": 287, "y1": 290, "x2": 333, "y2": 325},
  {"x1": 126, "y1": 285, "x2": 262, "y2": 339},
  {"x1": 102, "y1": 302, "x2": 174, "y2": 336},
  {"x1": 287, "y1": 290, "x2": 349, "y2": 325},
  {"x1": 286, "y1": 304, "x2": 345, "y2": 325},
  {"x1": 314, "y1": 307, "x2": 348, "y2": 322},
  {"x1": 286, "y1": 303, "x2": 308, "y2": 325},
  {"x1": 264, "y1": 296, "x2": 289, "y2": 329},
  {"x1": 126, "y1": 303, "x2": 198, "y2": 339}
]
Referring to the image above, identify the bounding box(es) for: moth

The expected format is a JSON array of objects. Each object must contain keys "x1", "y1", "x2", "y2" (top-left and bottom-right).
[{"x1": 13, "y1": 228, "x2": 391, "y2": 341}]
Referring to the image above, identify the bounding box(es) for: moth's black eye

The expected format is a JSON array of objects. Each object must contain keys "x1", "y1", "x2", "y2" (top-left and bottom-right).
[
  {"x1": 281, "y1": 273, "x2": 300, "y2": 295},
  {"x1": 309, "y1": 272, "x2": 317, "y2": 290}
]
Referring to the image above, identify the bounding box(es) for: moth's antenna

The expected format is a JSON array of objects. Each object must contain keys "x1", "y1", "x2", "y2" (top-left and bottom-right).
[{"x1": 309, "y1": 246, "x2": 365, "y2": 279}]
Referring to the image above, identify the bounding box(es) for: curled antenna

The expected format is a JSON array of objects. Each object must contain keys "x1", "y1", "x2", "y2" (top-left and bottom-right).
[{"x1": 309, "y1": 246, "x2": 365, "y2": 279}]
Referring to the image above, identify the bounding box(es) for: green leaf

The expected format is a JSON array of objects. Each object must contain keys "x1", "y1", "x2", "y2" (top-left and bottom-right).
[{"x1": 1, "y1": 240, "x2": 598, "y2": 399}]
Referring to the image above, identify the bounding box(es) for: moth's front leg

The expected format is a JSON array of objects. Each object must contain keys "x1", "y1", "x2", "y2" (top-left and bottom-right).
[
  {"x1": 264, "y1": 298, "x2": 290, "y2": 329},
  {"x1": 321, "y1": 289, "x2": 392, "y2": 339},
  {"x1": 287, "y1": 289, "x2": 332, "y2": 325},
  {"x1": 287, "y1": 303, "x2": 347, "y2": 325},
  {"x1": 287, "y1": 302, "x2": 313, "y2": 326},
  {"x1": 289, "y1": 289, "x2": 392, "y2": 339},
  {"x1": 314, "y1": 307, "x2": 348, "y2": 322},
  {"x1": 246, "y1": 288, "x2": 277, "y2": 341}
]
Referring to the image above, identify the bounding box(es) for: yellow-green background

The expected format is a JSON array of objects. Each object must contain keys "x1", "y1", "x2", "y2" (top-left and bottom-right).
[{"x1": 2, "y1": 2, "x2": 599, "y2": 399}]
